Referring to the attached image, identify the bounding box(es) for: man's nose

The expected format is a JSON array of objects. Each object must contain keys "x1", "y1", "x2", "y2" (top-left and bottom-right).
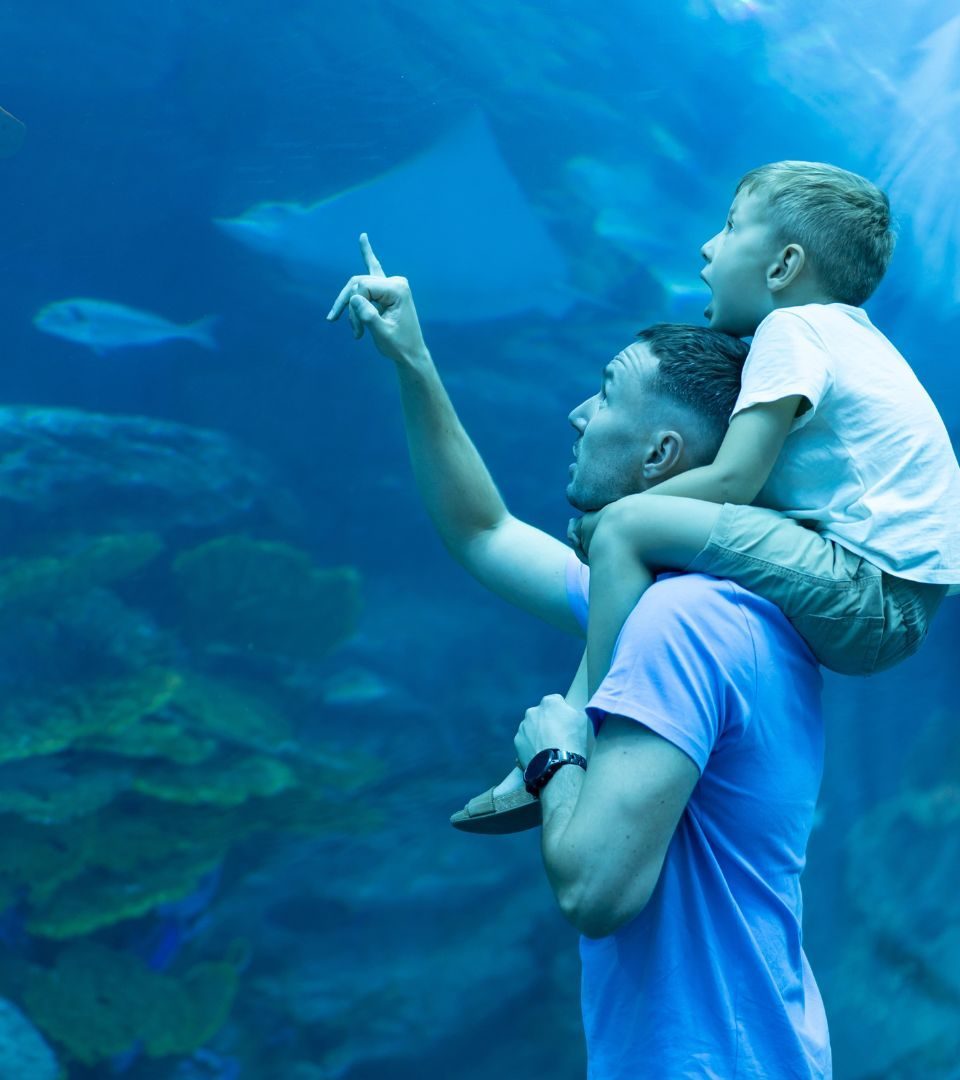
[{"x1": 568, "y1": 397, "x2": 594, "y2": 429}]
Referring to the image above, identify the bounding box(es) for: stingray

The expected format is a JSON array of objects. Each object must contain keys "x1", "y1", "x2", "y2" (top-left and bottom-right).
[
  {"x1": 214, "y1": 113, "x2": 572, "y2": 323},
  {"x1": 0, "y1": 106, "x2": 25, "y2": 158}
]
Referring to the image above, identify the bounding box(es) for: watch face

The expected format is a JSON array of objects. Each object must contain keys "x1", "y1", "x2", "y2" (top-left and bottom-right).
[{"x1": 524, "y1": 748, "x2": 556, "y2": 784}]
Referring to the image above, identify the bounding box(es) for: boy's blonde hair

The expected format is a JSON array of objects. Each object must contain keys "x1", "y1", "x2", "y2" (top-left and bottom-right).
[{"x1": 737, "y1": 161, "x2": 896, "y2": 306}]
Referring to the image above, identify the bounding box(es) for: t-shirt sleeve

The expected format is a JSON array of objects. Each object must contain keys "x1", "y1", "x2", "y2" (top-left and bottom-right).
[
  {"x1": 584, "y1": 573, "x2": 752, "y2": 774},
  {"x1": 732, "y1": 309, "x2": 835, "y2": 431}
]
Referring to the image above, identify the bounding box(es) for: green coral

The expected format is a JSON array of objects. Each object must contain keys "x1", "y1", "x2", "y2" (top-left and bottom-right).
[
  {"x1": 132, "y1": 752, "x2": 297, "y2": 806},
  {"x1": 79, "y1": 713, "x2": 218, "y2": 766},
  {"x1": 172, "y1": 536, "x2": 360, "y2": 659},
  {"x1": 166, "y1": 671, "x2": 296, "y2": 754},
  {"x1": 24, "y1": 943, "x2": 237, "y2": 1065},
  {"x1": 26, "y1": 849, "x2": 223, "y2": 940},
  {"x1": 0, "y1": 817, "x2": 94, "y2": 906},
  {"x1": 0, "y1": 757, "x2": 130, "y2": 824},
  {"x1": 0, "y1": 668, "x2": 181, "y2": 764},
  {"x1": 0, "y1": 532, "x2": 163, "y2": 613}
]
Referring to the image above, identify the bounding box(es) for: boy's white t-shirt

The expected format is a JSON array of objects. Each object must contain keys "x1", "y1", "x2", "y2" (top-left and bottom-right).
[{"x1": 733, "y1": 303, "x2": 960, "y2": 593}]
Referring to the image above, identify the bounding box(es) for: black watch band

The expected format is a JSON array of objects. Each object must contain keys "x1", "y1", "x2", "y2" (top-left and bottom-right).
[{"x1": 523, "y1": 748, "x2": 588, "y2": 797}]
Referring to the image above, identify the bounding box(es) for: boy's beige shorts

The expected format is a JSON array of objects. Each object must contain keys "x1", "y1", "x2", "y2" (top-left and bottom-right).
[{"x1": 686, "y1": 504, "x2": 947, "y2": 675}]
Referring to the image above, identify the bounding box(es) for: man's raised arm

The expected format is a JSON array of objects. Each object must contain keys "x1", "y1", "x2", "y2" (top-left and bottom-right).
[{"x1": 327, "y1": 235, "x2": 580, "y2": 635}]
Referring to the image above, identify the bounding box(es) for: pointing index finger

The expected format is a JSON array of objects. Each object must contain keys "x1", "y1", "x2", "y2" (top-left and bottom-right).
[{"x1": 359, "y1": 233, "x2": 385, "y2": 276}]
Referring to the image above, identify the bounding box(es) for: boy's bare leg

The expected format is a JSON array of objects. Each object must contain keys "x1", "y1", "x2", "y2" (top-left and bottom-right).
[{"x1": 584, "y1": 495, "x2": 723, "y2": 696}]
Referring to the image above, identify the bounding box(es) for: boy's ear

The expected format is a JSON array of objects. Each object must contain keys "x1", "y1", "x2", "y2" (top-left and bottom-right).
[{"x1": 766, "y1": 244, "x2": 806, "y2": 293}]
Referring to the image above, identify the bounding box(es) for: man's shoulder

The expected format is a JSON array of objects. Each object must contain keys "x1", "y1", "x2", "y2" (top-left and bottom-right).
[
  {"x1": 567, "y1": 557, "x2": 799, "y2": 657},
  {"x1": 600, "y1": 572, "x2": 760, "y2": 660},
  {"x1": 648, "y1": 570, "x2": 753, "y2": 615},
  {"x1": 629, "y1": 572, "x2": 812, "y2": 672}
]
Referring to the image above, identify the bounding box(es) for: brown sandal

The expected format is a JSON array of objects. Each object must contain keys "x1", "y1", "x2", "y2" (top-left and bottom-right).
[{"x1": 449, "y1": 785, "x2": 542, "y2": 834}]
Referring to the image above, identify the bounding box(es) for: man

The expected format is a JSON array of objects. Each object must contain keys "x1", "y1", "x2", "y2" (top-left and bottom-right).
[{"x1": 328, "y1": 236, "x2": 831, "y2": 1079}]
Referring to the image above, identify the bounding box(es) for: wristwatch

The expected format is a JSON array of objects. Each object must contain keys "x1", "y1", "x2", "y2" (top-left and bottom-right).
[{"x1": 523, "y1": 748, "x2": 588, "y2": 797}]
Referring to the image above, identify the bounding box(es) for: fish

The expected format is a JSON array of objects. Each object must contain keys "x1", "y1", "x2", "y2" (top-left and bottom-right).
[
  {"x1": 215, "y1": 112, "x2": 572, "y2": 323},
  {"x1": 321, "y1": 666, "x2": 391, "y2": 707},
  {"x1": 0, "y1": 106, "x2": 25, "y2": 158},
  {"x1": 33, "y1": 299, "x2": 218, "y2": 354}
]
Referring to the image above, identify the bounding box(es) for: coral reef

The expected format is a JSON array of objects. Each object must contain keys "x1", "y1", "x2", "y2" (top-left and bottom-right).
[
  {"x1": 172, "y1": 536, "x2": 361, "y2": 660},
  {"x1": 24, "y1": 943, "x2": 238, "y2": 1065},
  {"x1": 0, "y1": 668, "x2": 182, "y2": 765},
  {"x1": 0, "y1": 531, "x2": 163, "y2": 614},
  {"x1": 0, "y1": 407, "x2": 290, "y2": 543},
  {"x1": 0, "y1": 409, "x2": 374, "y2": 1073},
  {"x1": 825, "y1": 784, "x2": 960, "y2": 1076}
]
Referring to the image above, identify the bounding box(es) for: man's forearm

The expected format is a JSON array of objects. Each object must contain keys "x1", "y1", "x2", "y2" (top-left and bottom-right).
[
  {"x1": 539, "y1": 765, "x2": 587, "y2": 907},
  {"x1": 394, "y1": 348, "x2": 509, "y2": 559}
]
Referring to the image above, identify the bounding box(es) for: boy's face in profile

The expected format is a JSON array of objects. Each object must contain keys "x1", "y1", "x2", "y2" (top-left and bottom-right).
[{"x1": 700, "y1": 187, "x2": 784, "y2": 338}]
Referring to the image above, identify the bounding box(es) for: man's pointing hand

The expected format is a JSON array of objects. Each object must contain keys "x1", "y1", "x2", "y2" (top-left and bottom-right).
[{"x1": 327, "y1": 233, "x2": 428, "y2": 365}]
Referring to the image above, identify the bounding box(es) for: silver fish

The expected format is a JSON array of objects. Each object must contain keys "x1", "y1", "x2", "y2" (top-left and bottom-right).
[{"x1": 33, "y1": 299, "x2": 218, "y2": 354}]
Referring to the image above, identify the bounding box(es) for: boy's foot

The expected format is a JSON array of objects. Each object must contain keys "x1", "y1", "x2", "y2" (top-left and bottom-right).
[{"x1": 449, "y1": 766, "x2": 541, "y2": 833}]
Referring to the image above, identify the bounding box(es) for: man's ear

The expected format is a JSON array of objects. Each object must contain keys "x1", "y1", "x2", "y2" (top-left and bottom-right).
[
  {"x1": 643, "y1": 432, "x2": 684, "y2": 479},
  {"x1": 767, "y1": 244, "x2": 806, "y2": 293}
]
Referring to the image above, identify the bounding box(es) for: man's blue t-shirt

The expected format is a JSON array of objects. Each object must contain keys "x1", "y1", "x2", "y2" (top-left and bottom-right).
[{"x1": 567, "y1": 559, "x2": 831, "y2": 1080}]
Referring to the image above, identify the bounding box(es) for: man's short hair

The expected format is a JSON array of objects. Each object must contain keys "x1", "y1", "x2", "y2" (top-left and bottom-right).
[
  {"x1": 637, "y1": 324, "x2": 748, "y2": 454},
  {"x1": 736, "y1": 161, "x2": 895, "y2": 306}
]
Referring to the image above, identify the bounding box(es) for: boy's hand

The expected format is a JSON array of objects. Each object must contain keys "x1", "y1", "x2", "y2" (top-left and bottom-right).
[
  {"x1": 326, "y1": 233, "x2": 428, "y2": 365},
  {"x1": 567, "y1": 510, "x2": 603, "y2": 563}
]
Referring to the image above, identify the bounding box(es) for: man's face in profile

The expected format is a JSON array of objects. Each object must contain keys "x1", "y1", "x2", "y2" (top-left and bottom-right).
[{"x1": 566, "y1": 343, "x2": 666, "y2": 512}]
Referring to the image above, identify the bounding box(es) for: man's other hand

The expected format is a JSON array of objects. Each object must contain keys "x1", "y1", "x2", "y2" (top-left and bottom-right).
[
  {"x1": 326, "y1": 233, "x2": 428, "y2": 365},
  {"x1": 515, "y1": 693, "x2": 589, "y2": 769}
]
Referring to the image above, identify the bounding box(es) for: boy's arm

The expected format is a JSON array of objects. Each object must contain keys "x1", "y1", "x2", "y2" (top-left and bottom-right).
[
  {"x1": 571, "y1": 392, "x2": 804, "y2": 573},
  {"x1": 328, "y1": 237, "x2": 581, "y2": 635},
  {"x1": 575, "y1": 394, "x2": 803, "y2": 692},
  {"x1": 639, "y1": 394, "x2": 805, "y2": 505}
]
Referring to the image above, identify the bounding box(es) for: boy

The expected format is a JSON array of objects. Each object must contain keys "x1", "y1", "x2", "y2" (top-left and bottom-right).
[{"x1": 461, "y1": 161, "x2": 960, "y2": 832}]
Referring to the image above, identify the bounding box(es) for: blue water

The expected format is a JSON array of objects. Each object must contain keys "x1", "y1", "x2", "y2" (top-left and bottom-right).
[{"x1": 0, "y1": 2, "x2": 958, "y2": 1077}]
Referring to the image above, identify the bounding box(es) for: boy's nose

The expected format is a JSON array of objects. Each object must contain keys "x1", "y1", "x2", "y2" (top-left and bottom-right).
[{"x1": 700, "y1": 236, "x2": 715, "y2": 261}]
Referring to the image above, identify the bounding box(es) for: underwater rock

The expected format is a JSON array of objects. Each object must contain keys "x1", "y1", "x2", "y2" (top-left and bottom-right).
[
  {"x1": 822, "y1": 924, "x2": 960, "y2": 1078},
  {"x1": 23, "y1": 942, "x2": 238, "y2": 1065},
  {"x1": 252, "y1": 890, "x2": 544, "y2": 1077},
  {"x1": 172, "y1": 536, "x2": 360, "y2": 660},
  {"x1": 830, "y1": 784, "x2": 960, "y2": 1075},
  {"x1": 0, "y1": 406, "x2": 291, "y2": 543},
  {"x1": 846, "y1": 784, "x2": 960, "y2": 997},
  {"x1": 0, "y1": 997, "x2": 60, "y2": 1080}
]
